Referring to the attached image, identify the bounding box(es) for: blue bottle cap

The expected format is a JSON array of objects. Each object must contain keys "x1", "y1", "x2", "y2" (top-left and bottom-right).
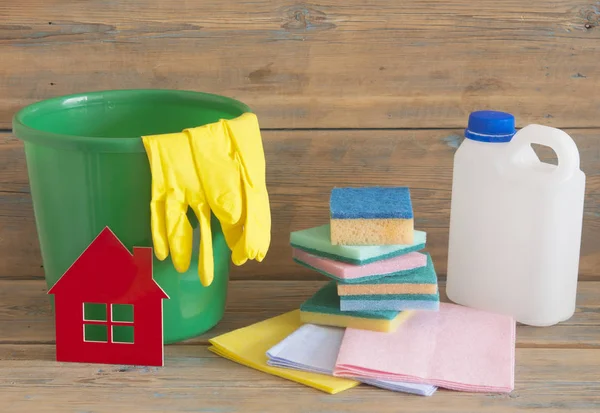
[{"x1": 465, "y1": 110, "x2": 516, "y2": 143}]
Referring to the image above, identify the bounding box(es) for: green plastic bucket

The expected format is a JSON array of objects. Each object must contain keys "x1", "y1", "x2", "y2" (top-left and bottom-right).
[{"x1": 13, "y1": 89, "x2": 250, "y2": 344}]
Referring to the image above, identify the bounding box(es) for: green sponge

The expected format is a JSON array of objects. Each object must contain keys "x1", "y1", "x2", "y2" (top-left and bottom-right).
[
  {"x1": 299, "y1": 281, "x2": 415, "y2": 332},
  {"x1": 290, "y1": 224, "x2": 426, "y2": 265},
  {"x1": 301, "y1": 281, "x2": 399, "y2": 320}
]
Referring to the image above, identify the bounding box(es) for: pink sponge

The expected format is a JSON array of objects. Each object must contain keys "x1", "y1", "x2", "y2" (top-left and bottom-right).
[{"x1": 293, "y1": 248, "x2": 427, "y2": 283}]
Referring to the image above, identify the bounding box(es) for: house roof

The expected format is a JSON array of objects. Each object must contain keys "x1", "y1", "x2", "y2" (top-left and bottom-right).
[{"x1": 48, "y1": 227, "x2": 168, "y2": 302}]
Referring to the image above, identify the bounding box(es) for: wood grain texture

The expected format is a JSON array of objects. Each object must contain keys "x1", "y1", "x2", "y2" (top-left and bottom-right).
[
  {"x1": 1, "y1": 346, "x2": 600, "y2": 412},
  {"x1": 1, "y1": 280, "x2": 599, "y2": 411},
  {"x1": 0, "y1": 129, "x2": 598, "y2": 280},
  {"x1": 2, "y1": 279, "x2": 599, "y2": 348},
  {"x1": 2, "y1": 0, "x2": 600, "y2": 128}
]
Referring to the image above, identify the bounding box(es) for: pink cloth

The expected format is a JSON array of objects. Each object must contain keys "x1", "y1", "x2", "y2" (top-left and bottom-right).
[
  {"x1": 334, "y1": 302, "x2": 515, "y2": 393},
  {"x1": 293, "y1": 248, "x2": 427, "y2": 281}
]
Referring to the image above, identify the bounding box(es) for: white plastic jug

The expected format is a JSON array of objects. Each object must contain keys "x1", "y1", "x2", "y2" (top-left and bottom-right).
[{"x1": 446, "y1": 111, "x2": 586, "y2": 326}]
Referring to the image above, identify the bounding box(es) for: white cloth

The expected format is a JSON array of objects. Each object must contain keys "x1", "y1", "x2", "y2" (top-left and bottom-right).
[{"x1": 266, "y1": 324, "x2": 437, "y2": 396}]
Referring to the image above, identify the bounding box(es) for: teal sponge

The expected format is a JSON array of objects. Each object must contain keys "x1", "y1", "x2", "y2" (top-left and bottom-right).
[
  {"x1": 300, "y1": 281, "x2": 401, "y2": 320},
  {"x1": 290, "y1": 224, "x2": 426, "y2": 265},
  {"x1": 330, "y1": 186, "x2": 413, "y2": 219}
]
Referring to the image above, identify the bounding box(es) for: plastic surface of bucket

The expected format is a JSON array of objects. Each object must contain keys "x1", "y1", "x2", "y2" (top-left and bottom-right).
[{"x1": 13, "y1": 89, "x2": 250, "y2": 344}]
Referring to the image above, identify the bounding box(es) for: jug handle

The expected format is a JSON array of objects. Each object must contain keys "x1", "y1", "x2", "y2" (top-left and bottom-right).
[{"x1": 505, "y1": 124, "x2": 580, "y2": 182}]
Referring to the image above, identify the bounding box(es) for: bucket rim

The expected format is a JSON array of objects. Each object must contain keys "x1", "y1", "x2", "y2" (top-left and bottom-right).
[{"x1": 11, "y1": 89, "x2": 251, "y2": 153}]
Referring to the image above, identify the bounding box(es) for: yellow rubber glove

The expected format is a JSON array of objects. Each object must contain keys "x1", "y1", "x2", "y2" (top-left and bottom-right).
[
  {"x1": 223, "y1": 112, "x2": 271, "y2": 265},
  {"x1": 141, "y1": 112, "x2": 271, "y2": 286},
  {"x1": 184, "y1": 121, "x2": 245, "y2": 256},
  {"x1": 186, "y1": 112, "x2": 271, "y2": 267},
  {"x1": 141, "y1": 132, "x2": 215, "y2": 287}
]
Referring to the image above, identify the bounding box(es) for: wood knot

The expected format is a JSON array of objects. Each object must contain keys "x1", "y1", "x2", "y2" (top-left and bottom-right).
[
  {"x1": 464, "y1": 77, "x2": 508, "y2": 94},
  {"x1": 281, "y1": 4, "x2": 336, "y2": 32},
  {"x1": 580, "y1": 3, "x2": 599, "y2": 29},
  {"x1": 248, "y1": 63, "x2": 274, "y2": 83}
]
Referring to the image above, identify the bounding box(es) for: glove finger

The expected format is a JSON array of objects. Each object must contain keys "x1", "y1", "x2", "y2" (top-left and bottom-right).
[
  {"x1": 231, "y1": 231, "x2": 249, "y2": 266},
  {"x1": 220, "y1": 220, "x2": 243, "y2": 252},
  {"x1": 141, "y1": 136, "x2": 170, "y2": 261},
  {"x1": 231, "y1": 187, "x2": 271, "y2": 265},
  {"x1": 191, "y1": 202, "x2": 214, "y2": 287},
  {"x1": 149, "y1": 200, "x2": 169, "y2": 261},
  {"x1": 164, "y1": 186, "x2": 193, "y2": 274},
  {"x1": 246, "y1": 183, "x2": 271, "y2": 262},
  {"x1": 230, "y1": 152, "x2": 271, "y2": 265},
  {"x1": 230, "y1": 180, "x2": 253, "y2": 266},
  {"x1": 254, "y1": 188, "x2": 272, "y2": 261}
]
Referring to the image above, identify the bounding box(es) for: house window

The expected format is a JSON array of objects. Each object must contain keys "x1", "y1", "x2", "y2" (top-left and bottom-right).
[
  {"x1": 84, "y1": 302, "x2": 107, "y2": 321},
  {"x1": 113, "y1": 325, "x2": 134, "y2": 343},
  {"x1": 83, "y1": 303, "x2": 108, "y2": 342},
  {"x1": 112, "y1": 304, "x2": 134, "y2": 322},
  {"x1": 82, "y1": 302, "x2": 135, "y2": 344},
  {"x1": 112, "y1": 304, "x2": 134, "y2": 344},
  {"x1": 84, "y1": 324, "x2": 108, "y2": 342}
]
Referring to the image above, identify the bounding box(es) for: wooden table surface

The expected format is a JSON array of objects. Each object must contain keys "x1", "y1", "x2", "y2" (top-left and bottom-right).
[
  {"x1": 1, "y1": 278, "x2": 599, "y2": 412},
  {"x1": 2, "y1": 1, "x2": 600, "y2": 411}
]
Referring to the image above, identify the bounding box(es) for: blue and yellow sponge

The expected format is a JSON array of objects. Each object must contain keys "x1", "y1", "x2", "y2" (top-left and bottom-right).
[{"x1": 330, "y1": 186, "x2": 414, "y2": 245}]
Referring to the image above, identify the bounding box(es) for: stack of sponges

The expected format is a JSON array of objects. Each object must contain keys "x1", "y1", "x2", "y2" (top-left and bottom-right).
[
  {"x1": 290, "y1": 186, "x2": 440, "y2": 333},
  {"x1": 208, "y1": 185, "x2": 514, "y2": 397}
]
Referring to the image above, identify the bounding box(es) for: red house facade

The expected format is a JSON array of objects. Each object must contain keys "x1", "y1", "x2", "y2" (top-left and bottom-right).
[{"x1": 48, "y1": 227, "x2": 169, "y2": 367}]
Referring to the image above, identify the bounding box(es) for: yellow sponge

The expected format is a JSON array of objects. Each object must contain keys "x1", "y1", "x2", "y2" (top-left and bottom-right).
[
  {"x1": 330, "y1": 218, "x2": 414, "y2": 245},
  {"x1": 300, "y1": 309, "x2": 414, "y2": 333}
]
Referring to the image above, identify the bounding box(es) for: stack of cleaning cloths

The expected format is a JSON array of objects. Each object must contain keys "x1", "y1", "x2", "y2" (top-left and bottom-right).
[
  {"x1": 208, "y1": 186, "x2": 516, "y2": 397},
  {"x1": 292, "y1": 186, "x2": 440, "y2": 333}
]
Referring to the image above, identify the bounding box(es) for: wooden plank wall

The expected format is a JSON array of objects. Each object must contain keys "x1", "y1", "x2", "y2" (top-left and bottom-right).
[{"x1": 1, "y1": 0, "x2": 599, "y2": 281}]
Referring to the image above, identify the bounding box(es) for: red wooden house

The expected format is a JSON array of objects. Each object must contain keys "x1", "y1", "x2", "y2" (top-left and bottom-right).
[{"x1": 48, "y1": 227, "x2": 169, "y2": 367}]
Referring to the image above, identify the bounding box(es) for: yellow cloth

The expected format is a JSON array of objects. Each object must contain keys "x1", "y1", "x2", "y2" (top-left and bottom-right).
[
  {"x1": 208, "y1": 310, "x2": 359, "y2": 394},
  {"x1": 141, "y1": 113, "x2": 271, "y2": 286}
]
